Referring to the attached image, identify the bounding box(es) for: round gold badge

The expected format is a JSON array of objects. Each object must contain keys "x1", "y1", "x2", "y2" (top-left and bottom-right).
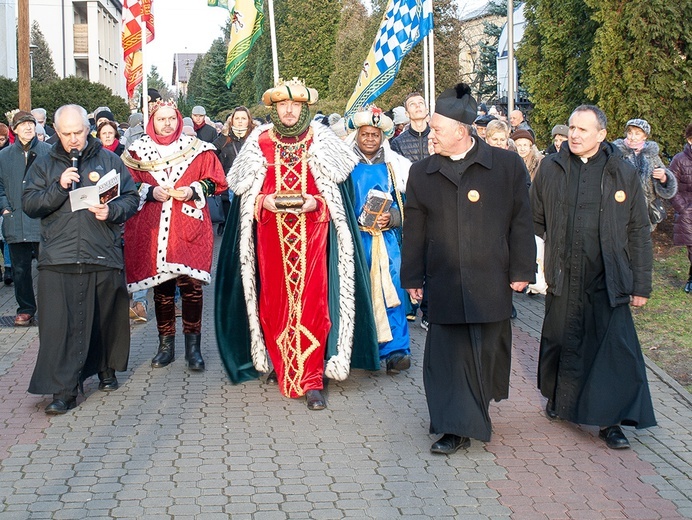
[
  {"x1": 614, "y1": 190, "x2": 626, "y2": 203},
  {"x1": 468, "y1": 190, "x2": 480, "y2": 203},
  {"x1": 88, "y1": 171, "x2": 100, "y2": 182}
]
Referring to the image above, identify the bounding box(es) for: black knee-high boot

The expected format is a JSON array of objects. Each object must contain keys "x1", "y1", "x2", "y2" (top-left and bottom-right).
[{"x1": 185, "y1": 334, "x2": 205, "y2": 371}]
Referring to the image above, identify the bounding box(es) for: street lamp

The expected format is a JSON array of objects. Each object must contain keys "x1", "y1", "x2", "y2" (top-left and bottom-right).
[{"x1": 29, "y1": 43, "x2": 38, "y2": 78}]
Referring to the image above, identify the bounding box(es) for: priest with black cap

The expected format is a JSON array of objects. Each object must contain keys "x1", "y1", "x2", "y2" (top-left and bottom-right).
[{"x1": 400, "y1": 83, "x2": 536, "y2": 454}]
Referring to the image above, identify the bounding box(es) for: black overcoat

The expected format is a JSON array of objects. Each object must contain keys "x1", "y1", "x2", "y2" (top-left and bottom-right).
[{"x1": 401, "y1": 139, "x2": 536, "y2": 324}]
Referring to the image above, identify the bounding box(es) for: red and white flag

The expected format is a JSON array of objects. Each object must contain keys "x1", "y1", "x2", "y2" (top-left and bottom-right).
[{"x1": 122, "y1": 0, "x2": 154, "y2": 98}]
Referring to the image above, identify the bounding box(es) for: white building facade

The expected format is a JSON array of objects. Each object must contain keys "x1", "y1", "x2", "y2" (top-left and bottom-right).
[{"x1": 2, "y1": 0, "x2": 125, "y2": 97}]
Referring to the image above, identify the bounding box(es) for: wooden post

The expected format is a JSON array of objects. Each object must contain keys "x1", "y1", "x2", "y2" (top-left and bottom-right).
[{"x1": 17, "y1": 0, "x2": 31, "y2": 111}]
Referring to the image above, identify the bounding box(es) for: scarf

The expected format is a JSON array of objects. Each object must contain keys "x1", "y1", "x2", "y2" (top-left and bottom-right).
[
  {"x1": 232, "y1": 126, "x2": 248, "y2": 138},
  {"x1": 146, "y1": 107, "x2": 183, "y2": 145},
  {"x1": 271, "y1": 103, "x2": 311, "y2": 137},
  {"x1": 104, "y1": 140, "x2": 120, "y2": 153},
  {"x1": 624, "y1": 137, "x2": 646, "y2": 155},
  {"x1": 193, "y1": 120, "x2": 205, "y2": 132}
]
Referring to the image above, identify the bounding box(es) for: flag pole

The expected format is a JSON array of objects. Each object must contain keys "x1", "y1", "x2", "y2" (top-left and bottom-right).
[
  {"x1": 267, "y1": 0, "x2": 279, "y2": 84},
  {"x1": 428, "y1": 30, "x2": 435, "y2": 114},
  {"x1": 507, "y1": 0, "x2": 514, "y2": 114},
  {"x1": 141, "y1": 5, "x2": 149, "y2": 126},
  {"x1": 423, "y1": 36, "x2": 429, "y2": 111}
]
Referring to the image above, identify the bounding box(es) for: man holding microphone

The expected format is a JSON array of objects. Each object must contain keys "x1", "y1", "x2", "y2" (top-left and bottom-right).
[{"x1": 23, "y1": 104, "x2": 139, "y2": 414}]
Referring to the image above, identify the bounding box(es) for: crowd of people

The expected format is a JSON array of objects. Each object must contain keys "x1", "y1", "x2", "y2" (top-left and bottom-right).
[{"x1": 1, "y1": 80, "x2": 690, "y2": 456}]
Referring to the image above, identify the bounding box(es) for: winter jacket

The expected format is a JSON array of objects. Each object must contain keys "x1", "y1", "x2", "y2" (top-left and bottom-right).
[
  {"x1": 530, "y1": 142, "x2": 653, "y2": 306},
  {"x1": 213, "y1": 132, "x2": 246, "y2": 174},
  {"x1": 22, "y1": 135, "x2": 139, "y2": 269},
  {"x1": 390, "y1": 125, "x2": 430, "y2": 163},
  {"x1": 612, "y1": 139, "x2": 678, "y2": 227},
  {"x1": 195, "y1": 123, "x2": 218, "y2": 144},
  {"x1": 0, "y1": 136, "x2": 50, "y2": 243},
  {"x1": 670, "y1": 143, "x2": 692, "y2": 246},
  {"x1": 401, "y1": 139, "x2": 536, "y2": 324}
]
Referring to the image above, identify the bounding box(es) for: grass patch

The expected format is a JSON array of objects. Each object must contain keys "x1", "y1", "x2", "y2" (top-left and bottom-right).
[{"x1": 632, "y1": 245, "x2": 692, "y2": 393}]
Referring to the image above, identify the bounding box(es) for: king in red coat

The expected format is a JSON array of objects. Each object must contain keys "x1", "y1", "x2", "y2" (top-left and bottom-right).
[{"x1": 122, "y1": 102, "x2": 227, "y2": 372}]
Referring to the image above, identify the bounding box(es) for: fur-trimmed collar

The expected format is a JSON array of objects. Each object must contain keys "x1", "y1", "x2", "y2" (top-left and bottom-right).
[{"x1": 228, "y1": 121, "x2": 358, "y2": 195}]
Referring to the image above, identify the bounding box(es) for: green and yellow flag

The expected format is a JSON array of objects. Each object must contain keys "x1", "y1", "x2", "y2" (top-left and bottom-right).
[{"x1": 209, "y1": 0, "x2": 264, "y2": 87}]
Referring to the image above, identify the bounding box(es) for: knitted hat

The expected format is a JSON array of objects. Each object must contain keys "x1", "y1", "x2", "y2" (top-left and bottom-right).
[
  {"x1": 392, "y1": 106, "x2": 409, "y2": 125},
  {"x1": 330, "y1": 117, "x2": 348, "y2": 138},
  {"x1": 510, "y1": 129, "x2": 535, "y2": 144},
  {"x1": 435, "y1": 83, "x2": 477, "y2": 125},
  {"x1": 551, "y1": 124, "x2": 569, "y2": 138},
  {"x1": 94, "y1": 110, "x2": 115, "y2": 123},
  {"x1": 346, "y1": 106, "x2": 395, "y2": 139},
  {"x1": 191, "y1": 106, "x2": 206, "y2": 116},
  {"x1": 625, "y1": 118, "x2": 650, "y2": 136},
  {"x1": 11, "y1": 111, "x2": 36, "y2": 130}
]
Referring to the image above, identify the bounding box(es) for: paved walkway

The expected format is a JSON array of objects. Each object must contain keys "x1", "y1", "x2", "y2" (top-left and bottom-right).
[{"x1": 0, "y1": 239, "x2": 690, "y2": 519}]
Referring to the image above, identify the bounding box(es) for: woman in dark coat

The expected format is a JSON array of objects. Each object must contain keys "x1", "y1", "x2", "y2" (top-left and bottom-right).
[
  {"x1": 212, "y1": 106, "x2": 255, "y2": 235},
  {"x1": 670, "y1": 123, "x2": 692, "y2": 292}
]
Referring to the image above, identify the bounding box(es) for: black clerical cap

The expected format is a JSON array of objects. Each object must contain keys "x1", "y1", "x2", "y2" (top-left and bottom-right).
[{"x1": 435, "y1": 83, "x2": 477, "y2": 125}]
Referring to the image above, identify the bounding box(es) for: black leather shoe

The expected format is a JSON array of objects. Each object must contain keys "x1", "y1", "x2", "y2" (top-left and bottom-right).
[
  {"x1": 511, "y1": 305, "x2": 518, "y2": 319},
  {"x1": 152, "y1": 335, "x2": 175, "y2": 368},
  {"x1": 386, "y1": 352, "x2": 411, "y2": 374},
  {"x1": 598, "y1": 425, "x2": 630, "y2": 449},
  {"x1": 430, "y1": 434, "x2": 471, "y2": 454},
  {"x1": 545, "y1": 399, "x2": 558, "y2": 420},
  {"x1": 266, "y1": 370, "x2": 278, "y2": 384},
  {"x1": 306, "y1": 390, "x2": 326, "y2": 411},
  {"x1": 98, "y1": 370, "x2": 119, "y2": 392},
  {"x1": 45, "y1": 398, "x2": 77, "y2": 415}
]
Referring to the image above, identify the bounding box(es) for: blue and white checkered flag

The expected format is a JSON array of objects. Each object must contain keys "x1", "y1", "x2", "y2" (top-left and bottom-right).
[{"x1": 345, "y1": 0, "x2": 433, "y2": 116}]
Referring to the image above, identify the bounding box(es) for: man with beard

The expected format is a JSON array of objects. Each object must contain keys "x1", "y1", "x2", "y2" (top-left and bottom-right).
[
  {"x1": 215, "y1": 78, "x2": 378, "y2": 410},
  {"x1": 122, "y1": 100, "x2": 227, "y2": 372}
]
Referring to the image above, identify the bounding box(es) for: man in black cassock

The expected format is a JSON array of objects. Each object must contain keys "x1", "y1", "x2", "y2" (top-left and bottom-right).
[
  {"x1": 23, "y1": 104, "x2": 139, "y2": 415},
  {"x1": 400, "y1": 84, "x2": 536, "y2": 454},
  {"x1": 530, "y1": 105, "x2": 655, "y2": 449}
]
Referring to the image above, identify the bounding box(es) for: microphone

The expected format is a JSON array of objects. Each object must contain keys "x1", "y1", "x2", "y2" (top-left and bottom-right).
[{"x1": 69, "y1": 149, "x2": 79, "y2": 190}]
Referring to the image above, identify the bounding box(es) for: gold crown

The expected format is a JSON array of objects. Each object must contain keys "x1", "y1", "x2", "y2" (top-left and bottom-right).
[{"x1": 149, "y1": 99, "x2": 178, "y2": 113}]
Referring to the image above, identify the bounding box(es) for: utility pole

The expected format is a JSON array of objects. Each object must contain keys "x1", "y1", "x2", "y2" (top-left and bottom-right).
[{"x1": 18, "y1": 0, "x2": 31, "y2": 111}]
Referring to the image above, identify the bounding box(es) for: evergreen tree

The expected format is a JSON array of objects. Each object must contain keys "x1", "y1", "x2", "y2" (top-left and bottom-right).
[
  {"x1": 473, "y1": 0, "x2": 506, "y2": 101},
  {"x1": 147, "y1": 65, "x2": 173, "y2": 101},
  {"x1": 0, "y1": 77, "x2": 19, "y2": 121},
  {"x1": 516, "y1": 0, "x2": 597, "y2": 146},
  {"x1": 585, "y1": 0, "x2": 692, "y2": 156},
  {"x1": 328, "y1": 0, "x2": 372, "y2": 106},
  {"x1": 30, "y1": 77, "x2": 130, "y2": 123},
  {"x1": 30, "y1": 22, "x2": 59, "y2": 83},
  {"x1": 275, "y1": 0, "x2": 340, "y2": 98}
]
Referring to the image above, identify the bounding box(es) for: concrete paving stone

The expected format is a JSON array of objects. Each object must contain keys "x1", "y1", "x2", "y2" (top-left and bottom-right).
[{"x1": 166, "y1": 504, "x2": 201, "y2": 516}]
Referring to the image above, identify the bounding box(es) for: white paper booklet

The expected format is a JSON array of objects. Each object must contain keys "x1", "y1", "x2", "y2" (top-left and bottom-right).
[{"x1": 69, "y1": 169, "x2": 120, "y2": 212}]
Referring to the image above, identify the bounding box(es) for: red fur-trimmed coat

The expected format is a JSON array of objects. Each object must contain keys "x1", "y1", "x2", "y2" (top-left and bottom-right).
[{"x1": 123, "y1": 136, "x2": 227, "y2": 292}]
